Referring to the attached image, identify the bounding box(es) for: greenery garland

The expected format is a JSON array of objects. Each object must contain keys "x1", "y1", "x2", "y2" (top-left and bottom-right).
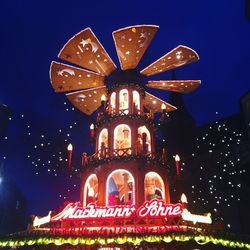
[
  {"x1": 0, "y1": 233, "x2": 249, "y2": 249},
  {"x1": 95, "y1": 113, "x2": 156, "y2": 130},
  {"x1": 85, "y1": 153, "x2": 171, "y2": 170}
]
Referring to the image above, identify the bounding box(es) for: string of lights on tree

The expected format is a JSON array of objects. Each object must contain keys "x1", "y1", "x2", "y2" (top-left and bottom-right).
[
  {"x1": 177, "y1": 112, "x2": 246, "y2": 229},
  {"x1": 1, "y1": 102, "x2": 83, "y2": 201},
  {"x1": 1, "y1": 103, "x2": 246, "y2": 223}
]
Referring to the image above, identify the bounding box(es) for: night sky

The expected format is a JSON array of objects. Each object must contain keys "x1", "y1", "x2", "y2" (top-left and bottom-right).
[{"x1": 0, "y1": 1, "x2": 250, "y2": 221}]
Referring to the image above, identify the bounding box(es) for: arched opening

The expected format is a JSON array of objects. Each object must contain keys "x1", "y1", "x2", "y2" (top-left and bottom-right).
[
  {"x1": 83, "y1": 174, "x2": 98, "y2": 206},
  {"x1": 132, "y1": 90, "x2": 140, "y2": 113},
  {"x1": 144, "y1": 172, "x2": 165, "y2": 201},
  {"x1": 106, "y1": 169, "x2": 135, "y2": 206},
  {"x1": 98, "y1": 128, "x2": 108, "y2": 150},
  {"x1": 137, "y1": 125, "x2": 151, "y2": 153},
  {"x1": 110, "y1": 92, "x2": 116, "y2": 114},
  {"x1": 114, "y1": 124, "x2": 131, "y2": 155},
  {"x1": 119, "y1": 89, "x2": 129, "y2": 114}
]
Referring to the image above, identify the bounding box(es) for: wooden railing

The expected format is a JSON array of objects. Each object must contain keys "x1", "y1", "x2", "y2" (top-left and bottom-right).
[
  {"x1": 96, "y1": 147, "x2": 133, "y2": 158},
  {"x1": 82, "y1": 147, "x2": 157, "y2": 167},
  {"x1": 113, "y1": 147, "x2": 132, "y2": 156},
  {"x1": 118, "y1": 108, "x2": 129, "y2": 115}
]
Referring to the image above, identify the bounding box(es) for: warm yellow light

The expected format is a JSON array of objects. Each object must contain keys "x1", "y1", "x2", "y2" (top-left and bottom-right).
[
  {"x1": 161, "y1": 103, "x2": 167, "y2": 110},
  {"x1": 101, "y1": 94, "x2": 106, "y2": 102},
  {"x1": 90, "y1": 123, "x2": 94, "y2": 130},
  {"x1": 182, "y1": 210, "x2": 212, "y2": 224},
  {"x1": 181, "y1": 193, "x2": 187, "y2": 203},
  {"x1": 175, "y1": 154, "x2": 180, "y2": 162},
  {"x1": 67, "y1": 143, "x2": 73, "y2": 151},
  {"x1": 88, "y1": 187, "x2": 94, "y2": 197}
]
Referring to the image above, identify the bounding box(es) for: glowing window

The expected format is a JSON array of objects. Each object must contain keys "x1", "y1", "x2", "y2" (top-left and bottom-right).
[
  {"x1": 119, "y1": 89, "x2": 129, "y2": 114},
  {"x1": 132, "y1": 90, "x2": 140, "y2": 112},
  {"x1": 98, "y1": 128, "x2": 108, "y2": 150},
  {"x1": 106, "y1": 169, "x2": 135, "y2": 206},
  {"x1": 110, "y1": 92, "x2": 116, "y2": 113},
  {"x1": 114, "y1": 124, "x2": 131, "y2": 155},
  {"x1": 144, "y1": 172, "x2": 165, "y2": 201},
  {"x1": 138, "y1": 126, "x2": 151, "y2": 153},
  {"x1": 83, "y1": 174, "x2": 98, "y2": 206}
]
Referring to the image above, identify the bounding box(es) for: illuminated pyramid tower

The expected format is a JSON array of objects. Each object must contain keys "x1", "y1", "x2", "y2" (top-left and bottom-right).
[
  {"x1": 1, "y1": 24, "x2": 249, "y2": 250},
  {"x1": 50, "y1": 25, "x2": 200, "y2": 209}
]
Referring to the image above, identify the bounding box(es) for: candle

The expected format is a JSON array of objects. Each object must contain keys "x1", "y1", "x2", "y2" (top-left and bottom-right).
[
  {"x1": 174, "y1": 154, "x2": 180, "y2": 177},
  {"x1": 90, "y1": 123, "x2": 95, "y2": 138},
  {"x1": 181, "y1": 193, "x2": 187, "y2": 209},
  {"x1": 161, "y1": 103, "x2": 167, "y2": 113},
  {"x1": 67, "y1": 143, "x2": 73, "y2": 169},
  {"x1": 101, "y1": 94, "x2": 106, "y2": 107}
]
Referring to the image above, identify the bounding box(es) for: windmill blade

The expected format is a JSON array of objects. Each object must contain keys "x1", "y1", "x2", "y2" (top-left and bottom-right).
[
  {"x1": 146, "y1": 80, "x2": 201, "y2": 94},
  {"x1": 140, "y1": 45, "x2": 199, "y2": 76},
  {"x1": 66, "y1": 86, "x2": 107, "y2": 115},
  {"x1": 50, "y1": 61, "x2": 105, "y2": 93},
  {"x1": 113, "y1": 25, "x2": 159, "y2": 70},
  {"x1": 58, "y1": 27, "x2": 116, "y2": 76},
  {"x1": 143, "y1": 91, "x2": 177, "y2": 113}
]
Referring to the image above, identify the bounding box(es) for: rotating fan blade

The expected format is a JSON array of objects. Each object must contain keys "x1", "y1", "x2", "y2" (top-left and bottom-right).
[
  {"x1": 50, "y1": 61, "x2": 105, "y2": 93},
  {"x1": 143, "y1": 91, "x2": 177, "y2": 113},
  {"x1": 113, "y1": 25, "x2": 159, "y2": 70},
  {"x1": 140, "y1": 45, "x2": 199, "y2": 76},
  {"x1": 146, "y1": 80, "x2": 201, "y2": 94},
  {"x1": 58, "y1": 27, "x2": 116, "y2": 76},
  {"x1": 66, "y1": 86, "x2": 107, "y2": 115}
]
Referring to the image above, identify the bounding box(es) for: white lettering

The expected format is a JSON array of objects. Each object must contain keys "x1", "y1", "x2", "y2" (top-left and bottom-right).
[
  {"x1": 33, "y1": 211, "x2": 51, "y2": 227},
  {"x1": 137, "y1": 199, "x2": 183, "y2": 218}
]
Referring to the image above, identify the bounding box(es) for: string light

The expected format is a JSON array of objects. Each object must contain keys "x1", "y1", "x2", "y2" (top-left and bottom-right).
[
  {"x1": 1, "y1": 104, "x2": 247, "y2": 228},
  {"x1": 1, "y1": 108, "x2": 82, "y2": 201},
  {"x1": 184, "y1": 117, "x2": 246, "y2": 229}
]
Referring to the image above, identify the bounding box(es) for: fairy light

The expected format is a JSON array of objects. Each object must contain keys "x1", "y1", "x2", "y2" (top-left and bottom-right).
[
  {"x1": 185, "y1": 116, "x2": 246, "y2": 232},
  {"x1": 1, "y1": 106, "x2": 83, "y2": 201},
  {"x1": 1, "y1": 98, "x2": 247, "y2": 231}
]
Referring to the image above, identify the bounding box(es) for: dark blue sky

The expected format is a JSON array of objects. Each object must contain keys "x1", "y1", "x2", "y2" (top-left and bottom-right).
[{"x1": 0, "y1": 1, "x2": 250, "y2": 216}]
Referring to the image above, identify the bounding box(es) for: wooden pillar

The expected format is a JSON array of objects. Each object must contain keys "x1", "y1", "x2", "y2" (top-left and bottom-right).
[
  {"x1": 140, "y1": 90, "x2": 143, "y2": 115},
  {"x1": 110, "y1": 123, "x2": 114, "y2": 156},
  {"x1": 164, "y1": 176, "x2": 171, "y2": 203},
  {"x1": 123, "y1": 173, "x2": 129, "y2": 204},
  {"x1": 130, "y1": 120, "x2": 136, "y2": 154},
  {"x1": 129, "y1": 87, "x2": 133, "y2": 114},
  {"x1": 136, "y1": 167, "x2": 145, "y2": 206},
  {"x1": 107, "y1": 124, "x2": 112, "y2": 157},
  {"x1": 142, "y1": 132, "x2": 147, "y2": 154},
  {"x1": 95, "y1": 129, "x2": 98, "y2": 153},
  {"x1": 98, "y1": 172, "x2": 106, "y2": 206},
  {"x1": 115, "y1": 89, "x2": 119, "y2": 114},
  {"x1": 150, "y1": 126, "x2": 155, "y2": 155}
]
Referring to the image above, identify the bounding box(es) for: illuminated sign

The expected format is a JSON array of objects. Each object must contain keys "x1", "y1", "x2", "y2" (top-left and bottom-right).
[
  {"x1": 137, "y1": 200, "x2": 183, "y2": 218},
  {"x1": 52, "y1": 202, "x2": 136, "y2": 221},
  {"x1": 35, "y1": 200, "x2": 212, "y2": 230},
  {"x1": 33, "y1": 211, "x2": 51, "y2": 227},
  {"x1": 51, "y1": 199, "x2": 183, "y2": 222},
  {"x1": 182, "y1": 209, "x2": 212, "y2": 224}
]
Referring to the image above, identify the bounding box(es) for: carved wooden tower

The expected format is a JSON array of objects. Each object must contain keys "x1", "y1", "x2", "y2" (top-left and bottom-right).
[{"x1": 50, "y1": 24, "x2": 201, "y2": 210}]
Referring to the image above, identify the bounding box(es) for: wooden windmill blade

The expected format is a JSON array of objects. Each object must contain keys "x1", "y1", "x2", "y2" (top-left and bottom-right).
[
  {"x1": 58, "y1": 27, "x2": 117, "y2": 76},
  {"x1": 66, "y1": 86, "x2": 107, "y2": 115},
  {"x1": 140, "y1": 45, "x2": 199, "y2": 76},
  {"x1": 146, "y1": 80, "x2": 201, "y2": 94},
  {"x1": 143, "y1": 91, "x2": 177, "y2": 113},
  {"x1": 113, "y1": 25, "x2": 159, "y2": 70},
  {"x1": 50, "y1": 61, "x2": 105, "y2": 93}
]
